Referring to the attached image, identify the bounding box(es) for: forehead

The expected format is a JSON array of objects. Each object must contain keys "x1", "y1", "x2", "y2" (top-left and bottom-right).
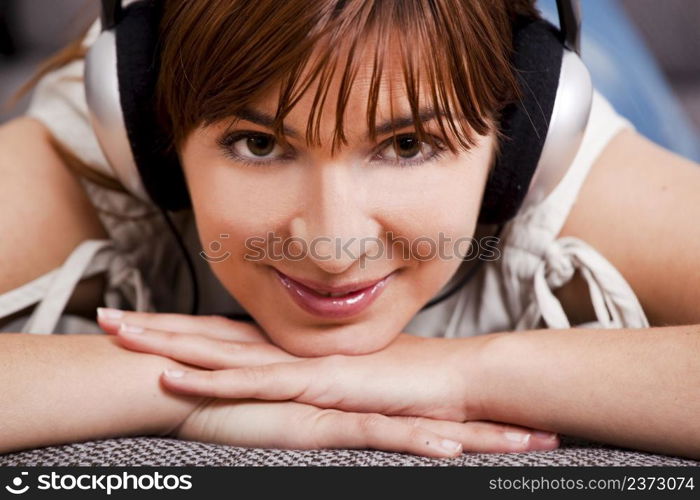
[
  {"x1": 206, "y1": 22, "x2": 484, "y2": 153},
  {"x1": 251, "y1": 29, "x2": 432, "y2": 118}
]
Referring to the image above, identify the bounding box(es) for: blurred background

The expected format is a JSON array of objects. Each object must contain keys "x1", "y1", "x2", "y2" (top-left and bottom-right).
[{"x1": 1, "y1": 0, "x2": 699, "y2": 161}]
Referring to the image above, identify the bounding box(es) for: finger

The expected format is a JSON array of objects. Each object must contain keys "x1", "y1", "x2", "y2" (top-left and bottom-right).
[
  {"x1": 116, "y1": 324, "x2": 298, "y2": 369},
  {"x1": 96, "y1": 308, "x2": 266, "y2": 342},
  {"x1": 160, "y1": 362, "x2": 316, "y2": 401},
  {"x1": 311, "y1": 410, "x2": 463, "y2": 458},
  {"x1": 393, "y1": 417, "x2": 560, "y2": 453}
]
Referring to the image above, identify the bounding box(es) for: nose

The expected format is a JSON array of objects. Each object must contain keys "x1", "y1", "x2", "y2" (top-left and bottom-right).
[{"x1": 289, "y1": 163, "x2": 381, "y2": 274}]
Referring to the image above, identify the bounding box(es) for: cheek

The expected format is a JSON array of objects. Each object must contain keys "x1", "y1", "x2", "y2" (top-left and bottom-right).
[
  {"x1": 379, "y1": 148, "x2": 493, "y2": 303},
  {"x1": 190, "y1": 173, "x2": 280, "y2": 239},
  {"x1": 185, "y1": 164, "x2": 302, "y2": 261},
  {"x1": 422, "y1": 148, "x2": 493, "y2": 246},
  {"x1": 188, "y1": 178, "x2": 283, "y2": 304},
  {"x1": 372, "y1": 136, "x2": 494, "y2": 247},
  {"x1": 374, "y1": 162, "x2": 488, "y2": 257}
]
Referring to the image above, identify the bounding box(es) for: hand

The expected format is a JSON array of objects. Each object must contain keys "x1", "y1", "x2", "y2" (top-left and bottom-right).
[
  {"x1": 98, "y1": 309, "x2": 560, "y2": 454},
  {"x1": 160, "y1": 332, "x2": 491, "y2": 422},
  {"x1": 99, "y1": 309, "x2": 486, "y2": 420},
  {"x1": 97, "y1": 308, "x2": 297, "y2": 368},
  {"x1": 176, "y1": 397, "x2": 560, "y2": 457}
]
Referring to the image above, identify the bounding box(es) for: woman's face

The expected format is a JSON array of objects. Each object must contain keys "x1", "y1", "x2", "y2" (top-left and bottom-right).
[{"x1": 180, "y1": 45, "x2": 496, "y2": 357}]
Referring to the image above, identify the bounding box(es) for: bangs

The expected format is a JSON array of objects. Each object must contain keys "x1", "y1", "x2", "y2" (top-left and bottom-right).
[{"x1": 157, "y1": 0, "x2": 522, "y2": 155}]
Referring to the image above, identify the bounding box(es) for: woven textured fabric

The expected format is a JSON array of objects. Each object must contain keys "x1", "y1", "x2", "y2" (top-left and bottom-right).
[{"x1": 1, "y1": 436, "x2": 697, "y2": 466}]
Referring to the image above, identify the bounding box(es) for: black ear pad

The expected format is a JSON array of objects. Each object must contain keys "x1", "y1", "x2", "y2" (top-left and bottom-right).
[
  {"x1": 116, "y1": 0, "x2": 191, "y2": 211},
  {"x1": 477, "y1": 18, "x2": 564, "y2": 225}
]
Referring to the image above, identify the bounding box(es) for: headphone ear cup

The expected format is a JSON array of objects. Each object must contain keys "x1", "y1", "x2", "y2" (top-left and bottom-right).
[
  {"x1": 86, "y1": 0, "x2": 191, "y2": 210},
  {"x1": 477, "y1": 19, "x2": 565, "y2": 225},
  {"x1": 115, "y1": 0, "x2": 191, "y2": 210},
  {"x1": 85, "y1": 16, "x2": 147, "y2": 201}
]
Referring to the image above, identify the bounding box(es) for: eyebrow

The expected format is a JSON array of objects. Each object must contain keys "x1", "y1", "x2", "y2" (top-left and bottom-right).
[{"x1": 231, "y1": 106, "x2": 445, "y2": 140}]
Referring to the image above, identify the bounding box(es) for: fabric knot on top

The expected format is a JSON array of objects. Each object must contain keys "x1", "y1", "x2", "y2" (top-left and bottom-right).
[
  {"x1": 541, "y1": 237, "x2": 577, "y2": 288},
  {"x1": 516, "y1": 236, "x2": 649, "y2": 330}
]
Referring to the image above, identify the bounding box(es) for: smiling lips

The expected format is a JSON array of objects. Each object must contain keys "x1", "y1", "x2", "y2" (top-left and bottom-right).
[{"x1": 274, "y1": 269, "x2": 394, "y2": 319}]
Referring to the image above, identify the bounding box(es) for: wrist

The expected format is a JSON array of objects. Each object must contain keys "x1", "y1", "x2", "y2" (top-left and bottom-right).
[
  {"x1": 165, "y1": 396, "x2": 214, "y2": 440},
  {"x1": 148, "y1": 356, "x2": 208, "y2": 437},
  {"x1": 456, "y1": 332, "x2": 515, "y2": 421},
  {"x1": 474, "y1": 331, "x2": 539, "y2": 422},
  {"x1": 96, "y1": 336, "x2": 207, "y2": 437}
]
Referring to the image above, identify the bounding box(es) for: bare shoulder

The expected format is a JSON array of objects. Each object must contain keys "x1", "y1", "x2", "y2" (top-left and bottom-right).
[
  {"x1": 555, "y1": 128, "x2": 700, "y2": 326},
  {"x1": 0, "y1": 117, "x2": 107, "y2": 318}
]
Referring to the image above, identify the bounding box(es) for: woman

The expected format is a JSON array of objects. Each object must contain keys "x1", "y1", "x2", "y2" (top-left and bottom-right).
[{"x1": 1, "y1": 0, "x2": 699, "y2": 459}]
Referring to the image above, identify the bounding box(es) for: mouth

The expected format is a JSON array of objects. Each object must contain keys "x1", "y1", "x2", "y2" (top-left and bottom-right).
[{"x1": 273, "y1": 268, "x2": 396, "y2": 319}]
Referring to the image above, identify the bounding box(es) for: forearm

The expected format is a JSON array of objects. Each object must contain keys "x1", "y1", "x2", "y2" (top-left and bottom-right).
[
  {"x1": 475, "y1": 325, "x2": 700, "y2": 458},
  {"x1": 0, "y1": 333, "x2": 204, "y2": 453}
]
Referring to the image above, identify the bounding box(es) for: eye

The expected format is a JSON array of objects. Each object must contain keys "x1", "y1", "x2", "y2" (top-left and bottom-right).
[
  {"x1": 375, "y1": 133, "x2": 445, "y2": 166},
  {"x1": 217, "y1": 131, "x2": 291, "y2": 164},
  {"x1": 217, "y1": 130, "x2": 447, "y2": 167}
]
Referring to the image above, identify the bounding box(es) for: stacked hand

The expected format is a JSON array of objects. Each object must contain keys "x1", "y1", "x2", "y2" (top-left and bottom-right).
[{"x1": 97, "y1": 309, "x2": 560, "y2": 457}]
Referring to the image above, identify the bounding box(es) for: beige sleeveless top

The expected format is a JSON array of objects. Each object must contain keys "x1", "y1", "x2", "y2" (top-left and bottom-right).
[{"x1": 0, "y1": 20, "x2": 649, "y2": 336}]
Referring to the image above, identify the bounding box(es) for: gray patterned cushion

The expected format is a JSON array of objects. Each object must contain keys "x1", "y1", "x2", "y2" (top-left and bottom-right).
[{"x1": 2, "y1": 436, "x2": 698, "y2": 466}]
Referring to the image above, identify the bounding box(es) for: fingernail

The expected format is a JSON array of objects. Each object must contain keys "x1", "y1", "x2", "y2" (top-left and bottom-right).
[
  {"x1": 163, "y1": 369, "x2": 186, "y2": 378},
  {"x1": 533, "y1": 431, "x2": 558, "y2": 441},
  {"x1": 504, "y1": 432, "x2": 531, "y2": 444},
  {"x1": 440, "y1": 439, "x2": 463, "y2": 454},
  {"x1": 119, "y1": 323, "x2": 144, "y2": 335},
  {"x1": 97, "y1": 307, "x2": 124, "y2": 322}
]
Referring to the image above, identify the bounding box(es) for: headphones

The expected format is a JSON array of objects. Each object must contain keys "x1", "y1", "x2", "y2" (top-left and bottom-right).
[
  {"x1": 84, "y1": 0, "x2": 592, "y2": 313},
  {"x1": 86, "y1": 0, "x2": 592, "y2": 224}
]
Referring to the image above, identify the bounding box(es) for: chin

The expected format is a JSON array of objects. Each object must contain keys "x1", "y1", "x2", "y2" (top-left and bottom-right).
[{"x1": 263, "y1": 321, "x2": 400, "y2": 357}]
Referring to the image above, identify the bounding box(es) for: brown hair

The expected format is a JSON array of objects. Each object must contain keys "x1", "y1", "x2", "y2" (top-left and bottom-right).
[
  {"x1": 19, "y1": 0, "x2": 541, "y2": 188},
  {"x1": 158, "y1": 0, "x2": 540, "y2": 156}
]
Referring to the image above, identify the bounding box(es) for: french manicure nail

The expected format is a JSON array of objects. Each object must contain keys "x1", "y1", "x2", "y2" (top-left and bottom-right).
[
  {"x1": 97, "y1": 307, "x2": 124, "y2": 321},
  {"x1": 163, "y1": 369, "x2": 185, "y2": 378},
  {"x1": 119, "y1": 323, "x2": 144, "y2": 335},
  {"x1": 504, "y1": 432, "x2": 531, "y2": 444},
  {"x1": 440, "y1": 439, "x2": 463, "y2": 454}
]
